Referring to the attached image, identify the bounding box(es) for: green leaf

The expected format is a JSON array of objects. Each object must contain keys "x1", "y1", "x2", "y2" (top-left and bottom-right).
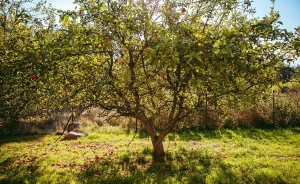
[
  {"x1": 63, "y1": 15, "x2": 70, "y2": 27},
  {"x1": 213, "y1": 40, "x2": 221, "y2": 48}
]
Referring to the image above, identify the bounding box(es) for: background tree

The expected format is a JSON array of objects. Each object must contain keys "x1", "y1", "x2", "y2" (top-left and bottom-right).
[{"x1": 0, "y1": 0, "x2": 57, "y2": 131}]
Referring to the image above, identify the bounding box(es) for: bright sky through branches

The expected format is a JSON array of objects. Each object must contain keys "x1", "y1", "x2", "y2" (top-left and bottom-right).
[{"x1": 45, "y1": 0, "x2": 300, "y2": 66}]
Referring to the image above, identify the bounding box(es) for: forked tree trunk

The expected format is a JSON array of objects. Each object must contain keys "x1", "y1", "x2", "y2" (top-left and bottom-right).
[
  {"x1": 144, "y1": 120, "x2": 165, "y2": 158},
  {"x1": 152, "y1": 137, "x2": 165, "y2": 157}
]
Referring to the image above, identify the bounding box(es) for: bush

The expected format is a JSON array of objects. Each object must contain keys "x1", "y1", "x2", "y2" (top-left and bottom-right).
[
  {"x1": 180, "y1": 87, "x2": 300, "y2": 130},
  {"x1": 224, "y1": 89, "x2": 300, "y2": 129}
]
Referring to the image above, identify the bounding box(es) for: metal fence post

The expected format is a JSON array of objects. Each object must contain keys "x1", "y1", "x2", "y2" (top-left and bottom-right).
[
  {"x1": 205, "y1": 93, "x2": 208, "y2": 119},
  {"x1": 273, "y1": 90, "x2": 275, "y2": 125}
]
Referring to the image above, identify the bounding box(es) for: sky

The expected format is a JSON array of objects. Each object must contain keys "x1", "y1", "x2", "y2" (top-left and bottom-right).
[{"x1": 45, "y1": 0, "x2": 300, "y2": 66}]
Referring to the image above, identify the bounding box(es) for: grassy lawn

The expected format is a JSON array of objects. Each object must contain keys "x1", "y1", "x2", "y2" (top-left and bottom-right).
[{"x1": 0, "y1": 128, "x2": 300, "y2": 184}]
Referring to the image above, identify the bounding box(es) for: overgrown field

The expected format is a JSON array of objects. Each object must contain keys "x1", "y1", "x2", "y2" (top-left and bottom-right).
[{"x1": 0, "y1": 128, "x2": 300, "y2": 184}]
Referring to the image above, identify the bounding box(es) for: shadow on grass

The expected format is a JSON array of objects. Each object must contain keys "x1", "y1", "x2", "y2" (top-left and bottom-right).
[
  {"x1": 0, "y1": 153, "x2": 80, "y2": 184},
  {"x1": 234, "y1": 128, "x2": 300, "y2": 140},
  {"x1": 0, "y1": 154, "x2": 288, "y2": 184},
  {"x1": 169, "y1": 128, "x2": 300, "y2": 142},
  {"x1": 73, "y1": 149, "x2": 243, "y2": 184},
  {"x1": 0, "y1": 134, "x2": 47, "y2": 146},
  {"x1": 80, "y1": 148, "x2": 287, "y2": 183},
  {"x1": 0, "y1": 164, "x2": 44, "y2": 184}
]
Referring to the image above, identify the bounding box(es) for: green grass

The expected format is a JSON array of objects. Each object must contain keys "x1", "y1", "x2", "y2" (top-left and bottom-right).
[{"x1": 0, "y1": 128, "x2": 300, "y2": 184}]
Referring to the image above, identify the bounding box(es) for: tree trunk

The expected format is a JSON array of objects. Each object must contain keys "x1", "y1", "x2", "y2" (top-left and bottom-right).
[
  {"x1": 152, "y1": 137, "x2": 165, "y2": 157},
  {"x1": 144, "y1": 120, "x2": 165, "y2": 158}
]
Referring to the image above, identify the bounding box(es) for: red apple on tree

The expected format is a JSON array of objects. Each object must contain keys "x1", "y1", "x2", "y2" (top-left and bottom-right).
[
  {"x1": 181, "y1": 8, "x2": 186, "y2": 13},
  {"x1": 31, "y1": 75, "x2": 39, "y2": 81}
]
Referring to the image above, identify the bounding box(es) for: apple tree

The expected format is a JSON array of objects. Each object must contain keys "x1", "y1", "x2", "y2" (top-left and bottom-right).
[
  {"x1": 50, "y1": 0, "x2": 297, "y2": 157},
  {"x1": 0, "y1": 0, "x2": 59, "y2": 132}
]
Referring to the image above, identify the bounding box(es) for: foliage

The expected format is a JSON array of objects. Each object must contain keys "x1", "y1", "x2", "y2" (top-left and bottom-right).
[
  {"x1": 0, "y1": 0, "x2": 58, "y2": 131},
  {"x1": 292, "y1": 26, "x2": 300, "y2": 58}
]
